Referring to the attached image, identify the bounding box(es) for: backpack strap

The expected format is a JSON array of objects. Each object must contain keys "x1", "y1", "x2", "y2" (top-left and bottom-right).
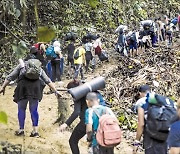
[
  {"x1": 93, "y1": 107, "x2": 108, "y2": 119},
  {"x1": 93, "y1": 109, "x2": 101, "y2": 118}
]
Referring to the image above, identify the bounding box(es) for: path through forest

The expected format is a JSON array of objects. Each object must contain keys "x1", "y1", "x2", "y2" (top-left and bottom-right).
[{"x1": 0, "y1": 50, "x2": 135, "y2": 154}]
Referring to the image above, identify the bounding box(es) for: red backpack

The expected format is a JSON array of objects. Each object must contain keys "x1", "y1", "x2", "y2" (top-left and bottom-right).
[
  {"x1": 94, "y1": 108, "x2": 122, "y2": 147},
  {"x1": 33, "y1": 43, "x2": 43, "y2": 55},
  {"x1": 95, "y1": 46, "x2": 102, "y2": 56}
]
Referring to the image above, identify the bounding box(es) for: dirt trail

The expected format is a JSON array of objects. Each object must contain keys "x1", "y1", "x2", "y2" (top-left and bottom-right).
[{"x1": 0, "y1": 52, "x2": 135, "y2": 154}]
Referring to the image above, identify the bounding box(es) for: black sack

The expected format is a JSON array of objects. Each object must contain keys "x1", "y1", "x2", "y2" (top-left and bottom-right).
[
  {"x1": 68, "y1": 77, "x2": 105, "y2": 101},
  {"x1": 146, "y1": 95, "x2": 177, "y2": 141},
  {"x1": 64, "y1": 32, "x2": 78, "y2": 41},
  {"x1": 99, "y1": 51, "x2": 108, "y2": 61},
  {"x1": 82, "y1": 34, "x2": 97, "y2": 43}
]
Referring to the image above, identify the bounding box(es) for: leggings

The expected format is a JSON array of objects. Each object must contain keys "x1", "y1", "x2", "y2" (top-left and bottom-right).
[
  {"x1": 17, "y1": 99, "x2": 39, "y2": 129},
  {"x1": 69, "y1": 121, "x2": 86, "y2": 154}
]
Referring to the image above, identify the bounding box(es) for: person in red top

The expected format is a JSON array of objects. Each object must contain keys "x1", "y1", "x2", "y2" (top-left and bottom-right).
[
  {"x1": 93, "y1": 35, "x2": 102, "y2": 56},
  {"x1": 33, "y1": 43, "x2": 46, "y2": 55}
]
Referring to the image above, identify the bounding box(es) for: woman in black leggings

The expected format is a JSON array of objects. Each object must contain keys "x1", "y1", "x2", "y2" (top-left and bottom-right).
[{"x1": 59, "y1": 80, "x2": 87, "y2": 154}]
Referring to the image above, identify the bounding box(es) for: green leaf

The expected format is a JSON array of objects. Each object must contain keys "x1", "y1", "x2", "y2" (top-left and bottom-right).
[
  {"x1": 88, "y1": 0, "x2": 99, "y2": 8},
  {"x1": 0, "y1": 111, "x2": 8, "y2": 125},
  {"x1": 12, "y1": 41, "x2": 28, "y2": 59},
  {"x1": 37, "y1": 26, "x2": 56, "y2": 42}
]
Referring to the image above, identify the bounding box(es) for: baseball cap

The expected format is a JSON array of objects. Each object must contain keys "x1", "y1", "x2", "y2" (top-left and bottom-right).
[{"x1": 139, "y1": 85, "x2": 150, "y2": 92}]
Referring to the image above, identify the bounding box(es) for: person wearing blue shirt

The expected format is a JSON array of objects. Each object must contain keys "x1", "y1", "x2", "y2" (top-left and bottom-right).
[
  {"x1": 85, "y1": 92, "x2": 115, "y2": 154},
  {"x1": 167, "y1": 98, "x2": 180, "y2": 154}
]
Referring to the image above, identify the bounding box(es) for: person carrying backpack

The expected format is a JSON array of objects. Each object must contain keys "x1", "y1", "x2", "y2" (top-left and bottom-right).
[
  {"x1": 126, "y1": 31, "x2": 138, "y2": 57},
  {"x1": 93, "y1": 35, "x2": 102, "y2": 57},
  {"x1": 66, "y1": 40, "x2": 75, "y2": 68},
  {"x1": 59, "y1": 81, "x2": 107, "y2": 154},
  {"x1": 65, "y1": 40, "x2": 75, "y2": 78},
  {"x1": 31, "y1": 43, "x2": 47, "y2": 73},
  {"x1": 84, "y1": 39, "x2": 93, "y2": 73},
  {"x1": 50, "y1": 41, "x2": 62, "y2": 82},
  {"x1": 140, "y1": 20, "x2": 158, "y2": 47},
  {"x1": 167, "y1": 98, "x2": 180, "y2": 154},
  {"x1": 133, "y1": 85, "x2": 176, "y2": 154},
  {"x1": 85, "y1": 92, "x2": 121, "y2": 154},
  {"x1": 165, "y1": 24, "x2": 173, "y2": 47},
  {"x1": 73, "y1": 44, "x2": 86, "y2": 80},
  {"x1": 0, "y1": 58, "x2": 60, "y2": 137},
  {"x1": 33, "y1": 42, "x2": 46, "y2": 55}
]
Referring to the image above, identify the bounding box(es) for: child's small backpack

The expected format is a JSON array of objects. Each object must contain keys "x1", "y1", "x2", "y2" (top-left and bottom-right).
[{"x1": 94, "y1": 108, "x2": 121, "y2": 147}]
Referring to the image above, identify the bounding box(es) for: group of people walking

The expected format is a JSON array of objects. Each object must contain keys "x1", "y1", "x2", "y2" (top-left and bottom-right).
[
  {"x1": 115, "y1": 14, "x2": 180, "y2": 57},
  {"x1": 29, "y1": 33, "x2": 108, "y2": 84}
]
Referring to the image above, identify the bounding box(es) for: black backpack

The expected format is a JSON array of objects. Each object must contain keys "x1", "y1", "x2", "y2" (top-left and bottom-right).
[
  {"x1": 64, "y1": 32, "x2": 78, "y2": 41},
  {"x1": 145, "y1": 94, "x2": 177, "y2": 141},
  {"x1": 74, "y1": 49, "x2": 80, "y2": 60}
]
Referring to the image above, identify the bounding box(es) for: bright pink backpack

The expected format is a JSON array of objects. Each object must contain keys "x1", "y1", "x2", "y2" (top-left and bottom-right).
[{"x1": 94, "y1": 108, "x2": 122, "y2": 147}]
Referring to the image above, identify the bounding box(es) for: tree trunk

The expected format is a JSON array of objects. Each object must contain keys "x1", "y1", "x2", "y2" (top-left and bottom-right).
[
  {"x1": 54, "y1": 94, "x2": 71, "y2": 125},
  {"x1": 34, "y1": 0, "x2": 39, "y2": 26},
  {"x1": 22, "y1": 7, "x2": 27, "y2": 32}
]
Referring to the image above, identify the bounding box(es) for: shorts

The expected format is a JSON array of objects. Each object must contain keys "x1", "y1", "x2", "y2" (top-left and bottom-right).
[{"x1": 129, "y1": 42, "x2": 138, "y2": 50}]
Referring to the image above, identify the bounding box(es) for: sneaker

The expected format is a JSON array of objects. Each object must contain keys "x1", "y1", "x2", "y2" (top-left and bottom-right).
[
  {"x1": 15, "y1": 130, "x2": 25, "y2": 136},
  {"x1": 30, "y1": 132, "x2": 40, "y2": 138}
]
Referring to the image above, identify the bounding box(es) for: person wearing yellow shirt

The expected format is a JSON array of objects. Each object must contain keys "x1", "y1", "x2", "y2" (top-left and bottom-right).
[{"x1": 73, "y1": 45, "x2": 86, "y2": 80}]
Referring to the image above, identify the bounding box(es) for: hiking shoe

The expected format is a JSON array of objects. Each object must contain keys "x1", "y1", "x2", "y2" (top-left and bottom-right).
[
  {"x1": 15, "y1": 130, "x2": 25, "y2": 136},
  {"x1": 30, "y1": 132, "x2": 40, "y2": 138}
]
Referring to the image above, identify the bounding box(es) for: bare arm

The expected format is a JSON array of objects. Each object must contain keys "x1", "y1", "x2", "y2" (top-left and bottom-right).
[
  {"x1": 40, "y1": 43, "x2": 46, "y2": 53},
  {"x1": 0, "y1": 79, "x2": 10, "y2": 95},
  {"x1": 47, "y1": 82, "x2": 57, "y2": 93},
  {"x1": 169, "y1": 148, "x2": 180, "y2": 154},
  {"x1": 86, "y1": 123, "x2": 93, "y2": 141},
  {"x1": 0, "y1": 65, "x2": 21, "y2": 95},
  {"x1": 133, "y1": 107, "x2": 145, "y2": 154},
  {"x1": 136, "y1": 107, "x2": 145, "y2": 141}
]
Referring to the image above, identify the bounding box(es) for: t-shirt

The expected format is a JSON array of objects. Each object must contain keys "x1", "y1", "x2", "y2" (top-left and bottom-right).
[
  {"x1": 167, "y1": 120, "x2": 180, "y2": 147},
  {"x1": 85, "y1": 105, "x2": 115, "y2": 146},
  {"x1": 136, "y1": 96, "x2": 149, "y2": 120},
  {"x1": 74, "y1": 47, "x2": 86, "y2": 65},
  {"x1": 85, "y1": 42, "x2": 93, "y2": 52}
]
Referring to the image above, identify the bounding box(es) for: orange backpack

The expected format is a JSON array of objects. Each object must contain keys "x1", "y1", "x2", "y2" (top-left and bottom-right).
[{"x1": 94, "y1": 108, "x2": 122, "y2": 147}]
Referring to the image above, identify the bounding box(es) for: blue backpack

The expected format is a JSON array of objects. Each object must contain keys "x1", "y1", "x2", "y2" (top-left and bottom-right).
[
  {"x1": 171, "y1": 17, "x2": 178, "y2": 25},
  {"x1": 96, "y1": 91, "x2": 107, "y2": 106},
  {"x1": 46, "y1": 46, "x2": 57, "y2": 59}
]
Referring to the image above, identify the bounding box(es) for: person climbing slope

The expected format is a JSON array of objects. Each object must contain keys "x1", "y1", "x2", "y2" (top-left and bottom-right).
[
  {"x1": 59, "y1": 80, "x2": 107, "y2": 154},
  {"x1": 0, "y1": 58, "x2": 60, "y2": 137}
]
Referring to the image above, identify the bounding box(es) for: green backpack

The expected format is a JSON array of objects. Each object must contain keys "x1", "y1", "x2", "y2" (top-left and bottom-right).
[{"x1": 24, "y1": 59, "x2": 42, "y2": 80}]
